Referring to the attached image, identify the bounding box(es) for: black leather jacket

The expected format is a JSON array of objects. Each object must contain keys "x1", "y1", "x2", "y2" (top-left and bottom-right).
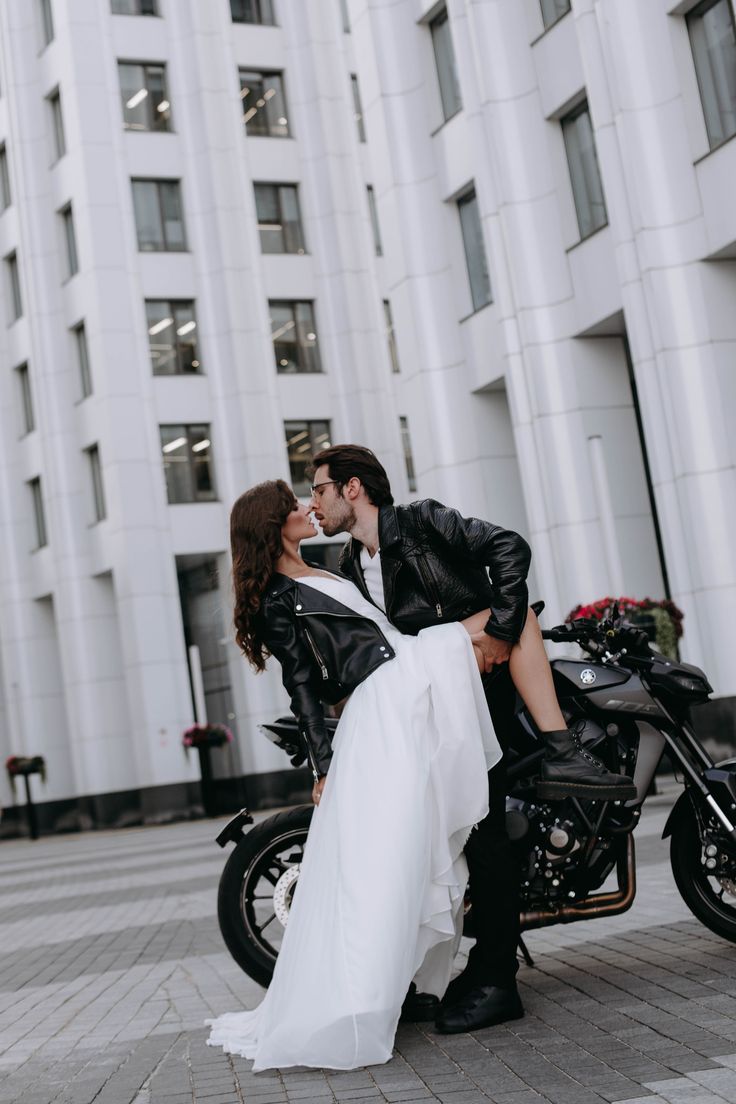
[
  {"x1": 259, "y1": 574, "x2": 396, "y2": 778},
  {"x1": 339, "y1": 499, "x2": 531, "y2": 641}
]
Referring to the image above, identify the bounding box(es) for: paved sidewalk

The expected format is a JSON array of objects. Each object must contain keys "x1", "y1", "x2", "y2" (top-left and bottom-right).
[{"x1": 0, "y1": 788, "x2": 735, "y2": 1104}]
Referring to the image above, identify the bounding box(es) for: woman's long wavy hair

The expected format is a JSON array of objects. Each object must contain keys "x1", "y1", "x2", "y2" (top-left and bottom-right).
[{"x1": 231, "y1": 479, "x2": 296, "y2": 672}]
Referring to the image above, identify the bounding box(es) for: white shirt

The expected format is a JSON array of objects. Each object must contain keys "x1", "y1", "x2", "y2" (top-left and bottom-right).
[{"x1": 359, "y1": 546, "x2": 386, "y2": 612}]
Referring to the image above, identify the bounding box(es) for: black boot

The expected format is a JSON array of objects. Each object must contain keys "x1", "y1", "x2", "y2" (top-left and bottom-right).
[
  {"x1": 537, "y1": 727, "x2": 637, "y2": 800},
  {"x1": 400, "y1": 982, "x2": 440, "y2": 1022},
  {"x1": 441, "y1": 965, "x2": 484, "y2": 1010},
  {"x1": 435, "y1": 983, "x2": 524, "y2": 1034}
]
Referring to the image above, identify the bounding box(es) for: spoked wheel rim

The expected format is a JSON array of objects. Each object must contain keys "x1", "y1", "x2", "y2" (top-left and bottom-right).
[
  {"x1": 691, "y1": 859, "x2": 736, "y2": 922},
  {"x1": 240, "y1": 828, "x2": 307, "y2": 963},
  {"x1": 683, "y1": 821, "x2": 736, "y2": 924}
]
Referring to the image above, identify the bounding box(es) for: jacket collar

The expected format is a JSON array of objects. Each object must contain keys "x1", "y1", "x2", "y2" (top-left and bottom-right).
[
  {"x1": 340, "y1": 504, "x2": 401, "y2": 569},
  {"x1": 378, "y1": 505, "x2": 402, "y2": 553}
]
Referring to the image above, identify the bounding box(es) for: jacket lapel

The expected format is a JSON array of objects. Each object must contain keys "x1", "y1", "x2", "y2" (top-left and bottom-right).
[{"x1": 339, "y1": 538, "x2": 373, "y2": 602}]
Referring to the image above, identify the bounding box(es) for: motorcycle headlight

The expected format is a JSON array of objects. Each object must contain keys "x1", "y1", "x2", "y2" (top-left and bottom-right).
[{"x1": 668, "y1": 671, "x2": 711, "y2": 695}]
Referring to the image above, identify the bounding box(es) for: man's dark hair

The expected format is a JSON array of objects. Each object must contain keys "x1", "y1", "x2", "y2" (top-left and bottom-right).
[{"x1": 310, "y1": 444, "x2": 394, "y2": 507}]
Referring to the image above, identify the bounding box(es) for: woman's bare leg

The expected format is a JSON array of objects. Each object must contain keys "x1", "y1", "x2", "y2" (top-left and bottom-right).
[
  {"x1": 508, "y1": 610, "x2": 567, "y2": 731},
  {"x1": 461, "y1": 608, "x2": 566, "y2": 730}
]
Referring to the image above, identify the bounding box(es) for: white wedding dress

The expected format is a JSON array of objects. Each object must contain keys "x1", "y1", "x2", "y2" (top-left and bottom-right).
[{"x1": 206, "y1": 575, "x2": 501, "y2": 1071}]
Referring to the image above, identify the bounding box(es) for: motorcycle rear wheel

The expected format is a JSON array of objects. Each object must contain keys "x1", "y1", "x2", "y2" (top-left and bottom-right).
[
  {"x1": 670, "y1": 803, "x2": 736, "y2": 944},
  {"x1": 217, "y1": 805, "x2": 313, "y2": 987}
]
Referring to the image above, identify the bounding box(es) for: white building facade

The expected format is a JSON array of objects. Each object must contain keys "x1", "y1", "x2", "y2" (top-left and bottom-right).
[{"x1": 0, "y1": 0, "x2": 734, "y2": 828}]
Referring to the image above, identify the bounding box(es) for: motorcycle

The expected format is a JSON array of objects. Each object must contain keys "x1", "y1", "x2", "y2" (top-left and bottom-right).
[{"x1": 214, "y1": 603, "x2": 736, "y2": 987}]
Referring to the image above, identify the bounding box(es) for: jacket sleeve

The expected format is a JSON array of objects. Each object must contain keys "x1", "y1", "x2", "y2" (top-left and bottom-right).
[
  {"x1": 261, "y1": 605, "x2": 332, "y2": 778},
  {"x1": 417, "y1": 499, "x2": 531, "y2": 643}
]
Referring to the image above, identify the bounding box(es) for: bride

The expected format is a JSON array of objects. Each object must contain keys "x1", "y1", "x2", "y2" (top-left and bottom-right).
[{"x1": 206, "y1": 479, "x2": 501, "y2": 1071}]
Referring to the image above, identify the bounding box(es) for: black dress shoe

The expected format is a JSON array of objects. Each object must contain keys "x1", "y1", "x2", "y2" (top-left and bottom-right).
[
  {"x1": 441, "y1": 966, "x2": 484, "y2": 1010},
  {"x1": 435, "y1": 984, "x2": 524, "y2": 1033},
  {"x1": 400, "y1": 982, "x2": 440, "y2": 1022}
]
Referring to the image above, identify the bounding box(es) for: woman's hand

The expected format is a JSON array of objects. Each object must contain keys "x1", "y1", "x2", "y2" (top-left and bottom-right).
[{"x1": 312, "y1": 775, "x2": 327, "y2": 806}]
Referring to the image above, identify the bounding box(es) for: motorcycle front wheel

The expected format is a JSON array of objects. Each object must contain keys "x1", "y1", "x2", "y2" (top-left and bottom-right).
[
  {"x1": 217, "y1": 805, "x2": 313, "y2": 987},
  {"x1": 670, "y1": 802, "x2": 736, "y2": 944}
]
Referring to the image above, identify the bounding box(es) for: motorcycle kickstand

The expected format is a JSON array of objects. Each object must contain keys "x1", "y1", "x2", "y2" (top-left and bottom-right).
[{"x1": 517, "y1": 936, "x2": 535, "y2": 968}]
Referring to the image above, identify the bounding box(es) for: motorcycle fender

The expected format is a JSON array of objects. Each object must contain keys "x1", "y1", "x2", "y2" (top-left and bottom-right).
[
  {"x1": 662, "y1": 757, "x2": 736, "y2": 839},
  {"x1": 661, "y1": 791, "x2": 693, "y2": 840},
  {"x1": 215, "y1": 808, "x2": 254, "y2": 848}
]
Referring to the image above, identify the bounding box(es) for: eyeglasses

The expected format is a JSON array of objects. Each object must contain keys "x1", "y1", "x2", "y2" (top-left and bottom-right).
[{"x1": 310, "y1": 480, "x2": 339, "y2": 497}]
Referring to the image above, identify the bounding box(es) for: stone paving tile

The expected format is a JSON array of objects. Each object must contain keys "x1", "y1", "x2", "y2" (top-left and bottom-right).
[{"x1": 0, "y1": 796, "x2": 735, "y2": 1104}]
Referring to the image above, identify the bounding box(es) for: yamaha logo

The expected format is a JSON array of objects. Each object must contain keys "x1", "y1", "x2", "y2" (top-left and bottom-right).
[{"x1": 580, "y1": 668, "x2": 597, "y2": 685}]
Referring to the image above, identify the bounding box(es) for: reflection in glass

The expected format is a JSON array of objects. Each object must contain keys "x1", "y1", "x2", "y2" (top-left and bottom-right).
[
  {"x1": 119, "y1": 62, "x2": 171, "y2": 131},
  {"x1": 270, "y1": 301, "x2": 322, "y2": 373},
  {"x1": 284, "y1": 420, "x2": 332, "y2": 496},
  {"x1": 400, "y1": 416, "x2": 417, "y2": 493},
  {"x1": 688, "y1": 0, "x2": 736, "y2": 149},
  {"x1": 254, "y1": 183, "x2": 305, "y2": 253},
  {"x1": 457, "y1": 187, "x2": 492, "y2": 311},
  {"x1": 147, "y1": 300, "x2": 200, "y2": 374},
  {"x1": 430, "y1": 8, "x2": 462, "y2": 121},
  {"x1": 351, "y1": 74, "x2": 366, "y2": 141},
  {"x1": 539, "y1": 0, "x2": 571, "y2": 31},
  {"x1": 160, "y1": 424, "x2": 216, "y2": 504},
  {"x1": 561, "y1": 100, "x2": 608, "y2": 239},
  {"x1": 132, "y1": 179, "x2": 186, "y2": 251},
  {"x1": 230, "y1": 0, "x2": 275, "y2": 23},
  {"x1": 239, "y1": 70, "x2": 289, "y2": 136}
]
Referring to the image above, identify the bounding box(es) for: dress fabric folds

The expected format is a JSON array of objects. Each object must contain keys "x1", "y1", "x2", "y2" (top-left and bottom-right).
[{"x1": 206, "y1": 575, "x2": 501, "y2": 1071}]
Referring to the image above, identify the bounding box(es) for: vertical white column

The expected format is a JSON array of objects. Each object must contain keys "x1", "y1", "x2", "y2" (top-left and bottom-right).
[{"x1": 576, "y1": 0, "x2": 736, "y2": 694}]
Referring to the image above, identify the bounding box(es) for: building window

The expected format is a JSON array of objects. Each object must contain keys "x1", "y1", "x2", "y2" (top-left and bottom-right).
[
  {"x1": 0, "y1": 144, "x2": 11, "y2": 211},
  {"x1": 146, "y1": 300, "x2": 200, "y2": 374},
  {"x1": 112, "y1": 0, "x2": 157, "y2": 13},
  {"x1": 6, "y1": 251, "x2": 22, "y2": 321},
  {"x1": 539, "y1": 0, "x2": 571, "y2": 30},
  {"x1": 254, "y1": 183, "x2": 305, "y2": 253},
  {"x1": 383, "y1": 300, "x2": 400, "y2": 373},
  {"x1": 270, "y1": 301, "x2": 322, "y2": 373},
  {"x1": 284, "y1": 420, "x2": 332, "y2": 496},
  {"x1": 561, "y1": 99, "x2": 608, "y2": 240},
  {"x1": 74, "y1": 322, "x2": 92, "y2": 398},
  {"x1": 160, "y1": 425, "x2": 216, "y2": 504},
  {"x1": 687, "y1": 0, "x2": 736, "y2": 150},
  {"x1": 239, "y1": 70, "x2": 290, "y2": 136},
  {"x1": 131, "y1": 179, "x2": 186, "y2": 251},
  {"x1": 119, "y1": 62, "x2": 171, "y2": 131},
  {"x1": 86, "y1": 445, "x2": 106, "y2": 522},
  {"x1": 367, "y1": 185, "x2": 383, "y2": 256},
  {"x1": 457, "y1": 187, "x2": 492, "y2": 312},
  {"x1": 400, "y1": 416, "x2": 417, "y2": 493},
  {"x1": 340, "y1": 0, "x2": 350, "y2": 32},
  {"x1": 60, "y1": 204, "x2": 78, "y2": 278},
  {"x1": 351, "y1": 74, "x2": 366, "y2": 142},
  {"x1": 48, "y1": 89, "x2": 66, "y2": 160},
  {"x1": 230, "y1": 0, "x2": 275, "y2": 24},
  {"x1": 430, "y1": 8, "x2": 462, "y2": 121},
  {"x1": 17, "y1": 363, "x2": 34, "y2": 434},
  {"x1": 40, "y1": 0, "x2": 54, "y2": 46},
  {"x1": 29, "y1": 477, "x2": 47, "y2": 548}
]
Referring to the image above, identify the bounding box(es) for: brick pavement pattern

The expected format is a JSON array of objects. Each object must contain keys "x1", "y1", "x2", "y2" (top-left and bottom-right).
[{"x1": 1, "y1": 789, "x2": 735, "y2": 1104}]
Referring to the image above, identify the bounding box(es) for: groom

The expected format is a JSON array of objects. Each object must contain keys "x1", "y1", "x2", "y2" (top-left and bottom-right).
[{"x1": 308, "y1": 444, "x2": 634, "y2": 1034}]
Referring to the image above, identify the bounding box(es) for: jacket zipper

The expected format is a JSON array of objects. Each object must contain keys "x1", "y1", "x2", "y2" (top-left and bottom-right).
[
  {"x1": 416, "y1": 555, "x2": 443, "y2": 618},
  {"x1": 302, "y1": 625, "x2": 329, "y2": 681}
]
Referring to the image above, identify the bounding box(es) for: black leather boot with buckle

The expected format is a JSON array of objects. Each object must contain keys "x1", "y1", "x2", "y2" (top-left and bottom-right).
[{"x1": 536, "y1": 726, "x2": 637, "y2": 800}]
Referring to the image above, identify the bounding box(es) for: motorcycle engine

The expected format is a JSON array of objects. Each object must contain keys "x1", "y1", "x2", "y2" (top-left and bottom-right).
[{"x1": 507, "y1": 799, "x2": 613, "y2": 906}]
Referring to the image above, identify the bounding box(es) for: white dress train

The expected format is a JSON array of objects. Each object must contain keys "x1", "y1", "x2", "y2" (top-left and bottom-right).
[{"x1": 206, "y1": 575, "x2": 501, "y2": 1071}]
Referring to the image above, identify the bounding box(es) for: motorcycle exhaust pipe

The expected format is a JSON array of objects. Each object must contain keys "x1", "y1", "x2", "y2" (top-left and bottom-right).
[{"x1": 520, "y1": 835, "x2": 636, "y2": 930}]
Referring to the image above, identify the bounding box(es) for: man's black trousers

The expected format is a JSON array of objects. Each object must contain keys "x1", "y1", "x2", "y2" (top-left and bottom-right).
[{"x1": 462, "y1": 665, "x2": 521, "y2": 988}]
